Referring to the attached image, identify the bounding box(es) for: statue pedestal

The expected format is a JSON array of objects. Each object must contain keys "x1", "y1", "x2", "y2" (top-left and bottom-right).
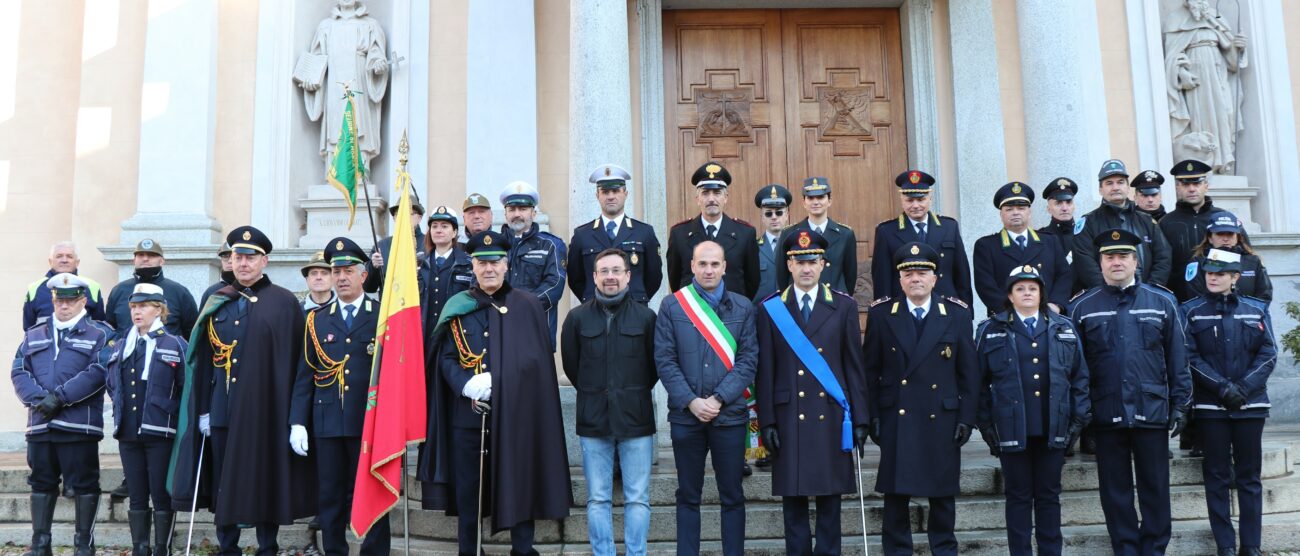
[
  {"x1": 299, "y1": 184, "x2": 389, "y2": 250},
  {"x1": 1208, "y1": 174, "x2": 1261, "y2": 234}
]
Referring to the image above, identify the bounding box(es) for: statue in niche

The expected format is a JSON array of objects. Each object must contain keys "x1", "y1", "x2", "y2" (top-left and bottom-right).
[
  {"x1": 1162, "y1": 0, "x2": 1247, "y2": 174},
  {"x1": 294, "y1": 0, "x2": 389, "y2": 175}
]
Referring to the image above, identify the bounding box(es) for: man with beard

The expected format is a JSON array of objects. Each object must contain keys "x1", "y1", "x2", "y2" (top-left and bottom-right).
[
  {"x1": 105, "y1": 239, "x2": 199, "y2": 339},
  {"x1": 200, "y1": 243, "x2": 235, "y2": 308},
  {"x1": 23, "y1": 241, "x2": 106, "y2": 330},
  {"x1": 500, "y1": 181, "x2": 566, "y2": 348},
  {"x1": 753, "y1": 184, "x2": 792, "y2": 302},
  {"x1": 168, "y1": 226, "x2": 316, "y2": 556},
  {"x1": 665, "y1": 162, "x2": 760, "y2": 298},
  {"x1": 567, "y1": 164, "x2": 663, "y2": 304},
  {"x1": 420, "y1": 230, "x2": 572, "y2": 556},
  {"x1": 1071, "y1": 159, "x2": 1173, "y2": 289},
  {"x1": 870, "y1": 170, "x2": 973, "y2": 307}
]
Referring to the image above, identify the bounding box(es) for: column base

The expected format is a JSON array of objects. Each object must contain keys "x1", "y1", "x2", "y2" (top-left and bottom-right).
[{"x1": 299, "y1": 184, "x2": 389, "y2": 250}]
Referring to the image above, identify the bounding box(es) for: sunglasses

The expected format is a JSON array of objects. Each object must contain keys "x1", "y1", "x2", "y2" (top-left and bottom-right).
[{"x1": 763, "y1": 209, "x2": 786, "y2": 217}]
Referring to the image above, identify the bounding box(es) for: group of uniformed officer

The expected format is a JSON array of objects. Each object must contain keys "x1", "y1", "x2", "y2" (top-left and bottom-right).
[{"x1": 12, "y1": 155, "x2": 1279, "y2": 556}]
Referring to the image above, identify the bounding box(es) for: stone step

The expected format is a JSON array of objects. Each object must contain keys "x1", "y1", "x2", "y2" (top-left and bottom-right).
[{"x1": 8, "y1": 510, "x2": 1300, "y2": 555}]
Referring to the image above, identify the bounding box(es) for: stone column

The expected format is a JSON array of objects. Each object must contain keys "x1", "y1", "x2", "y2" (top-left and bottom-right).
[
  {"x1": 466, "y1": 0, "x2": 539, "y2": 227},
  {"x1": 103, "y1": 0, "x2": 223, "y2": 294},
  {"x1": 1016, "y1": 0, "x2": 1110, "y2": 210},
  {"x1": 569, "y1": 0, "x2": 634, "y2": 227}
]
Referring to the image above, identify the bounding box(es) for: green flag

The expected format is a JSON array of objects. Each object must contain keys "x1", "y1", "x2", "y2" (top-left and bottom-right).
[{"x1": 327, "y1": 93, "x2": 365, "y2": 229}]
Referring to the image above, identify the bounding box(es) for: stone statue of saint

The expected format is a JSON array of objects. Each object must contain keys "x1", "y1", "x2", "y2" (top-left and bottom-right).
[
  {"x1": 294, "y1": 0, "x2": 389, "y2": 174},
  {"x1": 1162, "y1": 0, "x2": 1247, "y2": 174}
]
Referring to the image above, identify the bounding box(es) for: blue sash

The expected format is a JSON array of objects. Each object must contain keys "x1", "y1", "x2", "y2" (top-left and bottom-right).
[{"x1": 762, "y1": 294, "x2": 853, "y2": 452}]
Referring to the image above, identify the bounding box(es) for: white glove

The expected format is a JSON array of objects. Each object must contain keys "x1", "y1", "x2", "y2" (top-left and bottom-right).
[
  {"x1": 199, "y1": 414, "x2": 211, "y2": 437},
  {"x1": 290, "y1": 424, "x2": 310, "y2": 456},
  {"x1": 462, "y1": 373, "x2": 492, "y2": 401}
]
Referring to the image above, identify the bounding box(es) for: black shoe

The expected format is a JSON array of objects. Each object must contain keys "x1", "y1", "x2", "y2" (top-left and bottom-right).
[
  {"x1": 1217, "y1": 548, "x2": 1236, "y2": 556},
  {"x1": 72, "y1": 494, "x2": 99, "y2": 556},
  {"x1": 128, "y1": 510, "x2": 152, "y2": 556},
  {"x1": 1080, "y1": 433, "x2": 1097, "y2": 455},
  {"x1": 1190, "y1": 446, "x2": 1204, "y2": 457},
  {"x1": 111, "y1": 479, "x2": 130, "y2": 500},
  {"x1": 742, "y1": 463, "x2": 753, "y2": 477},
  {"x1": 61, "y1": 484, "x2": 73, "y2": 498},
  {"x1": 1239, "y1": 548, "x2": 1262, "y2": 556},
  {"x1": 754, "y1": 456, "x2": 772, "y2": 469},
  {"x1": 153, "y1": 511, "x2": 174, "y2": 556},
  {"x1": 23, "y1": 493, "x2": 56, "y2": 556}
]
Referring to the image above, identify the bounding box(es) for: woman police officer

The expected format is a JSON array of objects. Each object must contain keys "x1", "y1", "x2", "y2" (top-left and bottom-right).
[
  {"x1": 1185, "y1": 211, "x2": 1272, "y2": 304},
  {"x1": 976, "y1": 265, "x2": 1091, "y2": 556},
  {"x1": 1180, "y1": 248, "x2": 1277, "y2": 556},
  {"x1": 105, "y1": 283, "x2": 187, "y2": 556}
]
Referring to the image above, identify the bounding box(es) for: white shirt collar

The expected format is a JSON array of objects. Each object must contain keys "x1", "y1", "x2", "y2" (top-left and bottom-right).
[
  {"x1": 765, "y1": 231, "x2": 780, "y2": 244},
  {"x1": 337, "y1": 296, "x2": 365, "y2": 316},
  {"x1": 906, "y1": 296, "x2": 932, "y2": 318},
  {"x1": 808, "y1": 216, "x2": 829, "y2": 233},
  {"x1": 793, "y1": 284, "x2": 818, "y2": 310},
  {"x1": 433, "y1": 246, "x2": 455, "y2": 259},
  {"x1": 1015, "y1": 309, "x2": 1039, "y2": 323},
  {"x1": 602, "y1": 213, "x2": 624, "y2": 228},
  {"x1": 1006, "y1": 228, "x2": 1029, "y2": 243},
  {"x1": 701, "y1": 214, "x2": 723, "y2": 229},
  {"x1": 123, "y1": 317, "x2": 165, "y2": 379}
]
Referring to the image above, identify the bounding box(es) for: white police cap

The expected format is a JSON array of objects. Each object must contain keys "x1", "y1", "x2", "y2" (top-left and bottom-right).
[
  {"x1": 589, "y1": 164, "x2": 631, "y2": 188},
  {"x1": 499, "y1": 181, "x2": 539, "y2": 207}
]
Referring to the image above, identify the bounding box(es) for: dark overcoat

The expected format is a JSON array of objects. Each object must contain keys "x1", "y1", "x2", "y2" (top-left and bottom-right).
[
  {"x1": 666, "y1": 214, "x2": 760, "y2": 298},
  {"x1": 861, "y1": 296, "x2": 979, "y2": 497},
  {"x1": 756, "y1": 284, "x2": 869, "y2": 496},
  {"x1": 870, "y1": 212, "x2": 973, "y2": 306},
  {"x1": 290, "y1": 299, "x2": 378, "y2": 438},
  {"x1": 567, "y1": 215, "x2": 663, "y2": 303},
  {"x1": 972, "y1": 228, "x2": 1072, "y2": 315}
]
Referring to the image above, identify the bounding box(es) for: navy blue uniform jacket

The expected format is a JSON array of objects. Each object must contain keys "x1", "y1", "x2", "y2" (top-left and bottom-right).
[
  {"x1": 870, "y1": 212, "x2": 973, "y2": 306},
  {"x1": 290, "y1": 299, "x2": 378, "y2": 438}
]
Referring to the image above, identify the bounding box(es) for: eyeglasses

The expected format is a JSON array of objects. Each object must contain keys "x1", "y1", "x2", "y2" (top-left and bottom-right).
[
  {"x1": 595, "y1": 268, "x2": 627, "y2": 276},
  {"x1": 763, "y1": 209, "x2": 786, "y2": 217}
]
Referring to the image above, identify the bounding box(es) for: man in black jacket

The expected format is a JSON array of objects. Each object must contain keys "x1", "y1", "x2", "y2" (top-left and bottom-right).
[
  {"x1": 1160, "y1": 159, "x2": 1243, "y2": 302},
  {"x1": 1071, "y1": 159, "x2": 1173, "y2": 289},
  {"x1": 665, "y1": 162, "x2": 761, "y2": 298},
  {"x1": 105, "y1": 239, "x2": 199, "y2": 339},
  {"x1": 560, "y1": 248, "x2": 658, "y2": 556}
]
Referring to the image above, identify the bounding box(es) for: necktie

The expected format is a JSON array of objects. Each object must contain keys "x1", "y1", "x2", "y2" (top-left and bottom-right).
[
  {"x1": 1016, "y1": 235, "x2": 1027, "y2": 250},
  {"x1": 814, "y1": 226, "x2": 823, "y2": 235},
  {"x1": 343, "y1": 305, "x2": 355, "y2": 330},
  {"x1": 434, "y1": 255, "x2": 445, "y2": 269},
  {"x1": 706, "y1": 224, "x2": 717, "y2": 238},
  {"x1": 606, "y1": 220, "x2": 617, "y2": 240},
  {"x1": 916, "y1": 222, "x2": 927, "y2": 243},
  {"x1": 57, "y1": 329, "x2": 67, "y2": 346},
  {"x1": 801, "y1": 293, "x2": 813, "y2": 322},
  {"x1": 1025, "y1": 316, "x2": 1037, "y2": 335},
  {"x1": 912, "y1": 307, "x2": 926, "y2": 335},
  {"x1": 238, "y1": 288, "x2": 253, "y2": 311}
]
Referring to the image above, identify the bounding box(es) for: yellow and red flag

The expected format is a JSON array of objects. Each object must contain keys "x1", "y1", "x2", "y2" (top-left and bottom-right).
[{"x1": 350, "y1": 166, "x2": 427, "y2": 537}]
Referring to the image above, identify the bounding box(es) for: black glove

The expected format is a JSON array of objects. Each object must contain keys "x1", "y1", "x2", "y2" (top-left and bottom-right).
[
  {"x1": 853, "y1": 425, "x2": 869, "y2": 457},
  {"x1": 953, "y1": 423, "x2": 972, "y2": 446},
  {"x1": 1220, "y1": 382, "x2": 1247, "y2": 411},
  {"x1": 1066, "y1": 418, "x2": 1088, "y2": 450},
  {"x1": 34, "y1": 393, "x2": 62, "y2": 417},
  {"x1": 869, "y1": 418, "x2": 882, "y2": 445},
  {"x1": 980, "y1": 426, "x2": 1000, "y2": 456},
  {"x1": 762, "y1": 426, "x2": 780, "y2": 459},
  {"x1": 1169, "y1": 407, "x2": 1188, "y2": 438}
]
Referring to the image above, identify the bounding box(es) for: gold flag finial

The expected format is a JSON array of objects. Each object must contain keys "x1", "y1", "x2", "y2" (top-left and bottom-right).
[{"x1": 398, "y1": 129, "x2": 409, "y2": 172}]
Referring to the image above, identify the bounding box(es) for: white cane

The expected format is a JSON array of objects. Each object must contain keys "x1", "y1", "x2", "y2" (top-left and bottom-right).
[
  {"x1": 854, "y1": 452, "x2": 869, "y2": 556},
  {"x1": 184, "y1": 438, "x2": 205, "y2": 556}
]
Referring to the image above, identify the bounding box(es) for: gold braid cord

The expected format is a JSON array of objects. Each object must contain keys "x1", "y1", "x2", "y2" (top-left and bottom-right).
[
  {"x1": 304, "y1": 310, "x2": 349, "y2": 400},
  {"x1": 208, "y1": 317, "x2": 237, "y2": 391},
  {"x1": 450, "y1": 317, "x2": 485, "y2": 374}
]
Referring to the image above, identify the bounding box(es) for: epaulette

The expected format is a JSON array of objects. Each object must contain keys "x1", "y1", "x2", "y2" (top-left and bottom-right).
[
  {"x1": 1068, "y1": 288, "x2": 1092, "y2": 303},
  {"x1": 1145, "y1": 282, "x2": 1175, "y2": 296},
  {"x1": 827, "y1": 285, "x2": 852, "y2": 300},
  {"x1": 760, "y1": 289, "x2": 782, "y2": 303},
  {"x1": 672, "y1": 218, "x2": 694, "y2": 228},
  {"x1": 1239, "y1": 295, "x2": 1270, "y2": 314},
  {"x1": 835, "y1": 221, "x2": 853, "y2": 230},
  {"x1": 869, "y1": 296, "x2": 891, "y2": 308},
  {"x1": 1179, "y1": 296, "x2": 1208, "y2": 312},
  {"x1": 944, "y1": 296, "x2": 968, "y2": 309},
  {"x1": 756, "y1": 235, "x2": 766, "y2": 245},
  {"x1": 732, "y1": 217, "x2": 754, "y2": 228},
  {"x1": 1142, "y1": 283, "x2": 1178, "y2": 305}
]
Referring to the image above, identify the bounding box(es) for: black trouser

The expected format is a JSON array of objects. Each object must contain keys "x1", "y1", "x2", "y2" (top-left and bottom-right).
[
  {"x1": 27, "y1": 436, "x2": 99, "y2": 495},
  {"x1": 451, "y1": 426, "x2": 535, "y2": 556},
  {"x1": 316, "y1": 437, "x2": 390, "y2": 556},
  {"x1": 211, "y1": 428, "x2": 279, "y2": 556},
  {"x1": 119, "y1": 437, "x2": 172, "y2": 511},
  {"x1": 882, "y1": 493, "x2": 956, "y2": 556},
  {"x1": 998, "y1": 436, "x2": 1065, "y2": 556},
  {"x1": 1199, "y1": 418, "x2": 1265, "y2": 551},
  {"x1": 1094, "y1": 427, "x2": 1170, "y2": 556},
  {"x1": 782, "y1": 495, "x2": 842, "y2": 556},
  {"x1": 669, "y1": 421, "x2": 746, "y2": 556}
]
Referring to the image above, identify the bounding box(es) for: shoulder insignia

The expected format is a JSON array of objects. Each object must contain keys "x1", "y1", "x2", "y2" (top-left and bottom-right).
[
  {"x1": 328, "y1": 303, "x2": 337, "y2": 315},
  {"x1": 732, "y1": 217, "x2": 753, "y2": 228},
  {"x1": 672, "y1": 218, "x2": 694, "y2": 228},
  {"x1": 822, "y1": 284, "x2": 834, "y2": 302},
  {"x1": 779, "y1": 286, "x2": 790, "y2": 303},
  {"x1": 937, "y1": 302, "x2": 947, "y2": 316},
  {"x1": 890, "y1": 301, "x2": 900, "y2": 314},
  {"x1": 590, "y1": 219, "x2": 601, "y2": 230},
  {"x1": 364, "y1": 299, "x2": 373, "y2": 313},
  {"x1": 756, "y1": 236, "x2": 765, "y2": 245},
  {"x1": 1147, "y1": 282, "x2": 1175, "y2": 295},
  {"x1": 626, "y1": 218, "x2": 634, "y2": 228},
  {"x1": 931, "y1": 212, "x2": 945, "y2": 226},
  {"x1": 1069, "y1": 289, "x2": 1090, "y2": 303},
  {"x1": 896, "y1": 214, "x2": 906, "y2": 230},
  {"x1": 944, "y1": 296, "x2": 969, "y2": 309},
  {"x1": 1239, "y1": 295, "x2": 1270, "y2": 313},
  {"x1": 869, "y1": 296, "x2": 891, "y2": 308},
  {"x1": 1184, "y1": 261, "x2": 1199, "y2": 282}
]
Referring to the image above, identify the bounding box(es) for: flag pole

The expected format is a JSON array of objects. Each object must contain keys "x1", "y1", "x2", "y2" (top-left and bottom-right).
[
  {"x1": 341, "y1": 80, "x2": 382, "y2": 251},
  {"x1": 395, "y1": 128, "x2": 413, "y2": 556}
]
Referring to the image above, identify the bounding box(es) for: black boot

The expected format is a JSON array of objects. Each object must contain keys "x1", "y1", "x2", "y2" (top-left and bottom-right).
[
  {"x1": 111, "y1": 479, "x2": 130, "y2": 499},
  {"x1": 153, "y1": 511, "x2": 174, "y2": 556},
  {"x1": 128, "y1": 510, "x2": 152, "y2": 556},
  {"x1": 1239, "y1": 548, "x2": 1262, "y2": 556},
  {"x1": 1218, "y1": 548, "x2": 1236, "y2": 556},
  {"x1": 72, "y1": 494, "x2": 99, "y2": 556},
  {"x1": 1080, "y1": 431, "x2": 1097, "y2": 455},
  {"x1": 23, "y1": 493, "x2": 56, "y2": 556}
]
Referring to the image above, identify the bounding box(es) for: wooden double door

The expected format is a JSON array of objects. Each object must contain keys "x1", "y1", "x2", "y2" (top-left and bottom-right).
[{"x1": 663, "y1": 8, "x2": 909, "y2": 293}]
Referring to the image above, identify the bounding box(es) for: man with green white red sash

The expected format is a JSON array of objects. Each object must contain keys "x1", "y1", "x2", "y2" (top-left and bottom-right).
[
  {"x1": 654, "y1": 240, "x2": 759, "y2": 556},
  {"x1": 756, "y1": 229, "x2": 871, "y2": 556}
]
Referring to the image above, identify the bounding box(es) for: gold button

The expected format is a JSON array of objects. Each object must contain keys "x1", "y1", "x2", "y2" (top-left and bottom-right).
[
  {"x1": 819, "y1": 415, "x2": 825, "y2": 421},
  {"x1": 344, "y1": 370, "x2": 350, "y2": 375},
  {"x1": 799, "y1": 414, "x2": 805, "y2": 420},
  {"x1": 930, "y1": 414, "x2": 936, "y2": 420},
  {"x1": 899, "y1": 409, "x2": 906, "y2": 416},
  {"x1": 346, "y1": 338, "x2": 352, "y2": 343},
  {"x1": 817, "y1": 347, "x2": 824, "y2": 353},
  {"x1": 484, "y1": 331, "x2": 489, "y2": 337},
  {"x1": 130, "y1": 369, "x2": 135, "y2": 374},
  {"x1": 827, "y1": 262, "x2": 832, "y2": 267},
  {"x1": 939, "y1": 273, "x2": 944, "y2": 277},
  {"x1": 232, "y1": 358, "x2": 238, "y2": 364},
  {"x1": 941, "y1": 253, "x2": 946, "y2": 257},
  {"x1": 819, "y1": 392, "x2": 826, "y2": 398},
  {"x1": 901, "y1": 380, "x2": 908, "y2": 386},
  {"x1": 131, "y1": 394, "x2": 136, "y2": 398},
  {"x1": 234, "y1": 320, "x2": 239, "y2": 326},
  {"x1": 1031, "y1": 342, "x2": 1038, "y2": 348},
  {"x1": 931, "y1": 384, "x2": 938, "y2": 390},
  {"x1": 130, "y1": 381, "x2": 135, "y2": 386},
  {"x1": 891, "y1": 347, "x2": 897, "y2": 352},
  {"x1": 799, "y1": 391, "x2": 805, "y2": 398},
  {"x1": 798, "y1": 370, "x2": 805, "y2": 376},
  {"x1": 232, "y1": 377, "x2": 238, "y2": 383},
  {"x1": 1032, "y1": 357, "x2": 1039, "y2": 364},
  {"x1": 1033, "y1": 374, "x2": 1040, "y2": 380},
  {"x1": 1034, "y1": 391, "x2": 1041, "y2": 397},
  {"x1": 132, "y1": 406, "x2": 137, "y2": 411},
  {"x1": 344, "y1": 386, "x2": 350, "y2": 391}
]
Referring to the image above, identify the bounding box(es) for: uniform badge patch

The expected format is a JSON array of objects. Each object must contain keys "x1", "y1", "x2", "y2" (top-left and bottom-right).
[
  {"x1": 1185, "y1": 261, "x2": 1199, "y2": 282},
  {"x1": 1073, "y1": 216, "x2": 1086, "y2": 235}
]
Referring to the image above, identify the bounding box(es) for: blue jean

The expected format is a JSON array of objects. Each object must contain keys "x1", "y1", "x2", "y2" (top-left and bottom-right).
[{"x1": 579, "y1": 435, "x2": 654, "y2": 556}]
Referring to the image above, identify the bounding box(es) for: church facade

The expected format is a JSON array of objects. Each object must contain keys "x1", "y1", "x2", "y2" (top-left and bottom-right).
[{"x1": 2, "y1": 0, "x2": 1300, "y2": 442}]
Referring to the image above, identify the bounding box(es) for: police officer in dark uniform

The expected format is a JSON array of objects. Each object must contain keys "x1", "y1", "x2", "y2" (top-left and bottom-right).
[
  {"x1": 1072, "y1": 160, "x2": 1173, "y2": 289},
  {"x1": 422, "y1": 206, "x2": 474, "y2": 344},
  {"x1": 666, "y1": 162, "x2": 761, "y2": 298},
  {"x1": 567, "y1": 164, "x2": 664, "y2": 304},
  {"x1": 870, "y1": 170, "x2": 973, "y2": 307},
  {"x1": 23, "y1": 242, "x2": 106, "y2": 330},
  {"x1": 500, "y1": 181, "x2": 566, "y2": 348},
  {"x1": 1069, "y1": 229, "x2": 1190, "y2": 555},
  {"x1": 1161, "y1": 159, "x2": 1243, "y2": 302},
  {"x1": 12, "y1": 274, "x2": 112, "y2": 556},
  {"x1": 1185, "y1": 212, "x2": 1272, "y2": 304},
  {"x1": 1038, "y1": 178, "x2": 1083, "y2": 296},
  {"x1": 973, "y1": 182, "x2": 1072, "y2": 316},
  {"x1": 290, "y1": 237, "x2": 388, "y2": 556},
  {"x1": 976, "y1": 266, "x2": 1091, "y2": 556},
  {"x1": 1181, "y1": 248, "x2": 1276, "y2": 556},
  {"x1": 753, "y1": 184, "x2": 792, "y2": 302},
  {"x1": 105, "y1": 239, "x2": 200, "y2": 339},
  {"x1": 104, "y1": 283, "x2": 186, "y2": 556},
  {"x1": 775, "y1": 177, "x2": 859, "y2": 295},
  {"x1": 756, "y1": 229, "x2": 870, "y2": 556},
  {"x1": 861, "y1": 242, "x2": 978, "y2": 556},
  {"x1": 1132, "y1": 170, "x2": 1167, "y2": 222}
]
